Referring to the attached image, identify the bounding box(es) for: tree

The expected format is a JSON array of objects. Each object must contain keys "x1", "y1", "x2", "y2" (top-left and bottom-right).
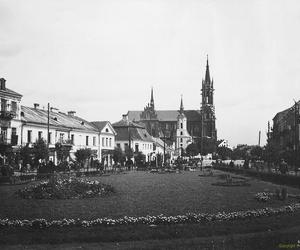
[
  {"x1": 75, "y1": 148, "x2": 92, "y2": 170},
  {"x1": 55, "y1": 143, "x2": 71, "y2": 164},
  {"x1": 32, "y1": 138, "x2": 49, "y2": 166},
  {"x1": 134, "y1": 151, "x2": 146, "y2": 168},
  {"x1": 231, "y1": 145, "x2": 251, "y2": 160},
  {"x1": 217, "y1": 146, "x2": 232, "y2": 160},
  {"x1": 186, "y1": 143, "x2": 199, "y2": 157},
  {"x1": 196, "y1": 137, "x2": 216, "y2": 155},
  {"x1": 20, "y1": 144, "x2": 34, "y2": 168},
  {"x1": 250, "y1": 146, "x2": 263, "y2": 160},
  {"x1": 124, "y1": 145, "x2": 133, "y2": 160},
  {"x1": 113, "y1": 147, "x2": 125, "y2": 164}
]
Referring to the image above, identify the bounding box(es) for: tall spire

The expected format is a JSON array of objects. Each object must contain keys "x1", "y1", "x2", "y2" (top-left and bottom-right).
[
  {"x1": 180, "y1": 94, "x2": 184, "y2": 113},
  {"x1": 150, "y1": 87, "x2": 154, "y2": 109},
  {"x1": 205, "y1": 54, "x2": 211, "y2": 84}
]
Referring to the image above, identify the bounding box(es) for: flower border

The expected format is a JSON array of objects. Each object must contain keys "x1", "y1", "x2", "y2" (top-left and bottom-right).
[{"x1": 1, "y1": 203, "x2": 300, "y2": 229}]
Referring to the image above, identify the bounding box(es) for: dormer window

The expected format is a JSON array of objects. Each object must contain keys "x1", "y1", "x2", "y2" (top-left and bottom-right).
[
  {"x1": 53, "y1": 117, "x2": 57, "y2": 121},
  {"x1": 81, "y1": 121, "x2": 84, "y2": 125}
]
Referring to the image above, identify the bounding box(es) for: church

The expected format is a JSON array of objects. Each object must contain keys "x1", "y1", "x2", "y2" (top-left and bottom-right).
[{"x1": 127, "y1": 57, "x2": 217, "y2": 154}]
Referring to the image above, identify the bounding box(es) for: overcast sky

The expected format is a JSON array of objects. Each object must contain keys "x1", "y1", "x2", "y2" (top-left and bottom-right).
[{"x1": 1, "y1": 0, "x2": 300, "y2": 147}]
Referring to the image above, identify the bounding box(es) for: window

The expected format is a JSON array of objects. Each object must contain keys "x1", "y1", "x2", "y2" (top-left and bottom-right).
[
  {"x1": 11, "y1": 127, "x2": 16, "y2": 136},
  {"x1": 180, "y1": 138, "x2": 183, "y2": 143},
  {"x1": 181, "y1": 122, "x2": 183, "y2": 129},
  {"x1": 102, "y1": 137, "x2": 105, "y2": 147},
  {"x1": 27, "y1": 130, "x2": 32, "y2": 143},
  {"x1": 135, "y1": 144, "x2": 139, "y2": 152},
  {"x1": 38, "y1": 131, "x2": 42, "y2": 140},
  {"x1": 48, "y1": 132, "x2": 52, "y2": 144},
  {"x1": 93, "y1": 136, "x2": 96, "y2": 146},
  {"x1": 180, "y1": 131, "x2": 183, "y2": 135},
  {"x1": 117, "y1": 143, "x2": 121, "y2": 148},
  {"x1": 106, "y1": 138, "x2": 108, "y2": 147},
  {"x1": 11, "y1": 101, "x2": 17, "y2": 112},
  {"x1": 124, "y1": 143, "x2": 128, "y2": 149},
  {"x1": 86, "y1": 136, "x2": 89, "y2": 146},
  {"x1": 11, "y1": 128, "x2": 17, "y2": 145},
  {"x1": 109, "y1": 138, "x2": 112, "y2": 147},
  {"x1": 1, "y1": 99, "x2": 7, "y2": 111},
  {"x1": 71, "y1": 134, "x2": 74, "y2": 144},
  {"x1": 59, "y1": 133, "x2": 64, "y2": 142},
  {"x1": 105, "y1": 128, "x2": 109, "y2": 132}
]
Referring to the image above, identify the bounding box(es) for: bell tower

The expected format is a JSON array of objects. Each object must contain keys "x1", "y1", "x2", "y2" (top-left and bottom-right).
[{"x1": 201, "y1": 56, "x2": 217, "y2": 140}]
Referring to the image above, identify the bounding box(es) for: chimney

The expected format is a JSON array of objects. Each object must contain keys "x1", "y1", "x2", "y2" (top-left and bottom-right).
[
  {"x1": 0, "y1": 78, "x2": 6, "y2": 90},
  {"x1": 34, "y1": 103, "x2": 39, "y2": 109},
  {"x1": 68, "y1": 111, "x2": 76, "y2": 116},
  {"x1": 122, "y1": 114, "x2": 128, "y2": 121}
]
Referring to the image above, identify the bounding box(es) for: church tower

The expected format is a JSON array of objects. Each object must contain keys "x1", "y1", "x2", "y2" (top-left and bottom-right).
[
  {"x1": 176, "y1": 95, "x2": 192, "y2": 155},
  {"x1": 140, "y1": 87, "x2": 161, "y2": 137},
  {"x1": 201, "y1": 56, "x2": 217, "y2": 140}
]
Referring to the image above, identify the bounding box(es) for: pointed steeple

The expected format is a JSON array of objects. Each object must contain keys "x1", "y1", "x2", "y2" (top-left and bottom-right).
[
  {"x1": 180, "y1": 94, "x2": 184, "y2": 113},
  {"x1": 205, "y1": 55, "x2": 211, "y2": 84},
  {"x1": 150, "y1": 87, "x2": 154, "y2": 109}
]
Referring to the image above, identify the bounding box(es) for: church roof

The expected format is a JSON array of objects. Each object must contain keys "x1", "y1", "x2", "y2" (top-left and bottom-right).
[
  {"x1": 112, "y1": 118, "x2": 145, "y2": 128},
  {"x1": 128, "y1": 110, "x2": 201, "y2": 122}
]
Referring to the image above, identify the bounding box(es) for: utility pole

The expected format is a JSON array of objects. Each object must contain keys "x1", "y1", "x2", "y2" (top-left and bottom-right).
[
  {"x1": 163, "y1": 132, "x2": 166, "y2": 167},
  {"x1": 294, "y1": 101, "x2": 299, "y2": 173},
  {"x1": 47, "y1": 103, "x2": 50, "y2": 162},
  {"x1": 258, "y1": 130, "x2": 261, "y2": 146}
]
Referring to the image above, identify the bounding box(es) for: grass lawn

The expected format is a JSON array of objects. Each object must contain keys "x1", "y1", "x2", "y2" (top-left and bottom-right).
[
  {"x1": 0, "y1": 170, "x2": 299, "y2": 220},
  {"x1": 1, "y1": 170, "x2": 300, "y2": 247}
]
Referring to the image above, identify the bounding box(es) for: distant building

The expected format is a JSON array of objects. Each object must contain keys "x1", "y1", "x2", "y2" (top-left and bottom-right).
[
  {"x1": 91, "y1": 121, "x2": 117, "y2": 166},
  {"x1": 127, "y1": 57, "x2": 217, "y2": 153},
  {"x1": 0, "y1": 78, "x2": 23, "y2": 147},
  {"x1": 112, "y1": 114, "x2": 154, "y2": 161},
  {"x1": 271, "y1": 101, "x2": 300, "y2": 152}
]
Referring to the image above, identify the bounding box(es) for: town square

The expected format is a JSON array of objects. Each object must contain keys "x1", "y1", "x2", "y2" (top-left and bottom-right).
[{"x1": 1, "y1": 0, "x2": 300, "y2": 249}]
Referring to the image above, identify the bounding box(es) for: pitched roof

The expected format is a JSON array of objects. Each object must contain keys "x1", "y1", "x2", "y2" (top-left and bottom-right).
[
  {"x1": 0, "y1": 88, "x2": 22, "y2": 98},
  {"x1": 91, "y1": 121, "x2": 109, "y2": 131},
  {"x1": 112, "y1": 118, "x2": 145, "y2": 128},
  {"x1": 113, "y1": 126, "x2": 153, "y2": 142},
  {"x1": 128, "y1": 110, "x2": 201, "y2": 122},
  {"x1": 21, "y1": 106, "x2": 97, "y2": 132}
]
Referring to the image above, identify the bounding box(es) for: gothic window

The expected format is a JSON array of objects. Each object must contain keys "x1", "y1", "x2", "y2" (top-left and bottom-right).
[
  {"x1": 180, "y1": 138, "x2": 183, "y2": 142},
  {"x1": 180, "y1": 123, "x2": 183, "y2": 129},
  {"x1": 180, "y1": 131, "x2": 183, "y2": 135}
]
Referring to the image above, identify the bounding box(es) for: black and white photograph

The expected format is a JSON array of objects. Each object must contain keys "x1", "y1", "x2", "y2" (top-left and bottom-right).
[{"x1": 0, "y1": 0, "x2": 300, "y2": 249}]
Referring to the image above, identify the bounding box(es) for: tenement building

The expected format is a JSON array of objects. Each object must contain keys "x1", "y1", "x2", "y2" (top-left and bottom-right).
[
  {"x1": 270, "y1": 101, "x2": 300, "y2": 153},
  {"x1": 127, "y1": 57, "x2": 217, "y2": 154},
  {"x1": 0, "y1": 78, "x2": 116, "y2": 167}
]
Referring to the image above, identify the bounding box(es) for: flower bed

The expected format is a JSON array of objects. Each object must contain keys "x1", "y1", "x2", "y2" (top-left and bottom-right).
[
  {"x1": 0, "y1": 203, "x2": 299, "y2": 229},
  {"x1": 16, "y1": 176, "x2": 114, "y2": 199},
  {"x1": 255, "y1": 192, "x2": 271, "y2": 202}
]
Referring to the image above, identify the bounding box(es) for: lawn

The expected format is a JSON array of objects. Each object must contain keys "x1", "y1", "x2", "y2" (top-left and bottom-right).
[{"x1": 0, "y1": 170, "x2": 299, "y2": 220}]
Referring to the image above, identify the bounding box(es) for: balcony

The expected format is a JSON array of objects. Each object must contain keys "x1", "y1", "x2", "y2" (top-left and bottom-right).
[
  {"x1": 57, "y1": 139, "x2": 74, "y2": 146},
  {"x1": 0, "y1": 110, "x2": 16, "y2": 120}
]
